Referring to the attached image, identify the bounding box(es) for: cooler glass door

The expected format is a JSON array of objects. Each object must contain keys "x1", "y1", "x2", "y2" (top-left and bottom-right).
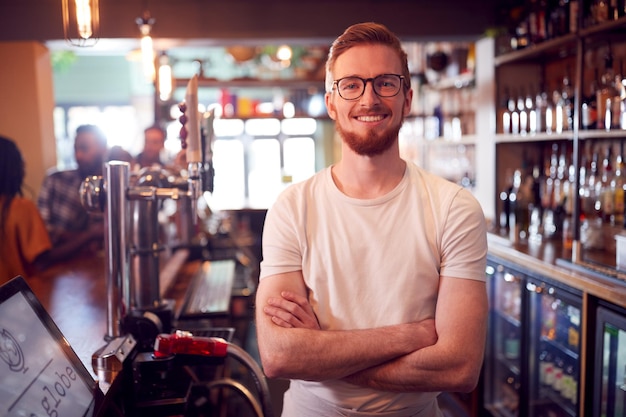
[
  {"x1": 485, "y1": 261, "x2": 523, "y2": 417},
  {"x1": 527, "y1": 278, "x2": 581, "y2": 417},
  {"x1": 595, "y1": 306, "x2": 626, "y2": 417}
]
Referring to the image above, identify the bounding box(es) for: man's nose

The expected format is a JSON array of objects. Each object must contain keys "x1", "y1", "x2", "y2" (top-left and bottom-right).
[{"x1": 360, "y1": 80, "x2": 380, "y2": 103}]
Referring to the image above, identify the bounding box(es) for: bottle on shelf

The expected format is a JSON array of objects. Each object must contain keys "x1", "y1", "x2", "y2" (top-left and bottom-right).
[
  {"x1": 580, "y1": 147, "x2": 606, "y2": 249},
  {"x1": 590, "y1": 0, "x2": 610, "y2": 25},
  {"x1": 553, "y1": 88, "x2": 565, "y2": 134},
  {"x1": 528, "y1": 0, "x2": 548, "y2": 45},
  {"x1": 510, "y1": 89, "x2": 520, "y2": 135},
  {"x1": 581, "y1": 69, "x2": 599, "y2": 130},
  {"x1": 541, "y1": 143, "x2": 559, "y2": 237},
  {"x1": 599, "y1": 144, "x2": 616, "y2": 223},
  {"x1": 534, "y1": 83, "x2": 549, "y2": 133},
  {"x1": 612, "y1": 141, "x2": 625, "y2": 226},
  {"x1": 525, "y1": 86, "x2": 536, "y2": 134},
  {"x1": 596, "y1": 47, "x2": 620, "y2": 130},
  {"x1": 518, "y1": 88, "x2": 529, "y2": 135},
  {"x1": 569, "y1": 0, "x2": 579, "y2": 33},
  {"x1": 509, "y1": 168, "x2": 535, "y2": 241},
  {"x1": 561, "y1": 70, "x2": 575, "y2": 132}
]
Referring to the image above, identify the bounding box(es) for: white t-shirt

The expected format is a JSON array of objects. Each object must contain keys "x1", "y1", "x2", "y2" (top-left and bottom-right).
[{"x1": 260, "y1": 161, "x2": 487, "y2": 415}]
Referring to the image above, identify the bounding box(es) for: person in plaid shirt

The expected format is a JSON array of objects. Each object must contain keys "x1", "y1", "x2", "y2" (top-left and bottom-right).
[{"x1": 37, "y1": 124, "x2": 107, "y2": 254}]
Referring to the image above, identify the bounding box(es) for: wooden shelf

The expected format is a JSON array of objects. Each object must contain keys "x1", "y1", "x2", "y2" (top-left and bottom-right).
[{"x1": 173, "y1": 77, "x2": 325, "y2": 90}]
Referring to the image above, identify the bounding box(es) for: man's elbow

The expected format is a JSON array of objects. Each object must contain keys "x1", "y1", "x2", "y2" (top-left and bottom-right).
[
  {"x1": 258, "y1": 349, "x2": 291, "y2": 379},
  {"x1": 450, "y1": 361, "x2": 483, "y2": 393}
]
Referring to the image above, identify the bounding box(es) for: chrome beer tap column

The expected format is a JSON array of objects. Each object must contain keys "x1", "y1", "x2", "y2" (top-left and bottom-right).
[
  {"x1": 80, "y1": 161, "x2": 131, "y2": 340},
  {"x1": 183, "y1": 74, "x2": 203, "y2": 224},
  {"x1": 104, "y1": 161, "x2": 132, "y2": 340}
]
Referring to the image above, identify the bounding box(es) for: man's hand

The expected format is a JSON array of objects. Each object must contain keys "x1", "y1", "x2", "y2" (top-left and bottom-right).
[{"x1": 263, "y1": 291, "x2": 320, "y2": 329}]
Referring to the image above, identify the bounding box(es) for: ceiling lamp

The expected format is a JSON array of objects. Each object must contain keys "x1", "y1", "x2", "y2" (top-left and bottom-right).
[
  {"x1": 62, "y1": 0, "x2": 100, "y2": 46},
  {"x1": 157, "y1": 53, "x2": 173, "y2": 102},
  {"x1": 136, "y1": 12, "x2": 156, "y2": 81}
]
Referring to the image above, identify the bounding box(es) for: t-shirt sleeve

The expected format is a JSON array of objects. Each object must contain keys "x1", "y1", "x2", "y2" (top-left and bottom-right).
[
  {"x1": 18, "y1": 199, "x2": 52, "y2": 263},
  {"x1": 259, "y1": 189, "x2": 304, "y2": 280},
  {"x1": 439, "y1": 188, "x2": 488, "y2": 282}
]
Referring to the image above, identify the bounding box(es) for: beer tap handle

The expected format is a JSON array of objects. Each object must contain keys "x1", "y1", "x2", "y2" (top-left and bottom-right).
[{"x1": 180, "y1": 74, "x2": 203, "y2": 224}]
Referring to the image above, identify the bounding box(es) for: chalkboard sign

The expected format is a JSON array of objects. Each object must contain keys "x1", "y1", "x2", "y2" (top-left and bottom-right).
[{"x1": 0, "y1": 276, "x2": 98, "y2": 417}]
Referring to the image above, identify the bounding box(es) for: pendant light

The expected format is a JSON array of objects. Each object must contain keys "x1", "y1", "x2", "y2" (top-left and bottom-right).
[{"x1": 62, "y1": 0, "x2": 100, "y2": 46}]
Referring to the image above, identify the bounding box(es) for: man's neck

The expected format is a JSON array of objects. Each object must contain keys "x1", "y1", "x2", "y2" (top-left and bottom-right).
[{"x1": 331, "y1": 149, "x2": 406, "y2": 199}]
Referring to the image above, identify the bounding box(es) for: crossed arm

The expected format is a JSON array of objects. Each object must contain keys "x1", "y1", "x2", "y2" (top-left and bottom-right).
[{"x1": 254, "y1": 270, "x2": 488, "y2": 393}]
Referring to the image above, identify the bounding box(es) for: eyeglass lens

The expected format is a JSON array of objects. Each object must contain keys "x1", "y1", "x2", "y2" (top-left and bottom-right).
[{"x1": 336, "y1": 74, "x2": 402, "y2": 99}]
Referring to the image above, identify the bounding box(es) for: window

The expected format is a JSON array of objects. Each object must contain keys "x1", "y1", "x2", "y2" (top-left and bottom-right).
[{"x1": 210, "y1": 117, "x2": 317, "y2": 210}]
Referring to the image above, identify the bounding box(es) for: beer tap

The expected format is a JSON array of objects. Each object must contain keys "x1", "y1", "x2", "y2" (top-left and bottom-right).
[
  {"x1": 81, "y1": 75, "x2": 210, "y2": 380},
  {"x1": 180, "y1": 74, "x2": 203, "y2": 225}
]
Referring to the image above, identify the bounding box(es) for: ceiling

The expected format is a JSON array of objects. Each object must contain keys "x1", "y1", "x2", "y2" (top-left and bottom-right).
[{"x1": 0, "y1": 0, "x2": 503, "y2": 57}]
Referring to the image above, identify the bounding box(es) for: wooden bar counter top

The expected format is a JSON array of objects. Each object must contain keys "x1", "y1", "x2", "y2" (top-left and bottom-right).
[
  {"x1": 23, "y1": 248, "x2": 193, "y2": 381},
  {"x1": 26, "y1": 254, "x2": 108, "y2": 380}
]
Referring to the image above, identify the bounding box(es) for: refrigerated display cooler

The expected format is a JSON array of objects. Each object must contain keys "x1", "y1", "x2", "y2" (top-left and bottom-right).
[
  {"x1": 593, "y1": 303, "x2": 626, "y2": 417},
  {"x1": 484, "y1": 255, "x2": 582, "y2": 417}
]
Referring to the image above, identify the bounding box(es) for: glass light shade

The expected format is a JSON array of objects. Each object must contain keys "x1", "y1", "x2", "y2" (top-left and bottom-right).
[
  {"x1": 141, "y1": 35, "x2": 156, "y2": 81},
  {"x1": 158, "y1": 60, "x2": 173, "y2": 102},
  {"x1": 62, "y1": 0, "x2": 99, "y2": 46}
]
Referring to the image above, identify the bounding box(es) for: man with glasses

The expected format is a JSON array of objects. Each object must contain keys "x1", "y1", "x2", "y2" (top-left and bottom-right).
[{"x1": 255, "y1": 22, "x2": 488, "y2": 417}]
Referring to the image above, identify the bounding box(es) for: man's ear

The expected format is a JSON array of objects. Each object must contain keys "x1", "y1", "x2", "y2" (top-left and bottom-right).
[{"x1": 325, "y1": 92, "x2": 337, "y2": 120}]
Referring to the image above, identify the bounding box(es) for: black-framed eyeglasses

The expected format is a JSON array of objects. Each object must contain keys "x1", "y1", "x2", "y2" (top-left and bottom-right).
[{"x1": 332, "y1": 74, "x2": 405, "y2": 100}]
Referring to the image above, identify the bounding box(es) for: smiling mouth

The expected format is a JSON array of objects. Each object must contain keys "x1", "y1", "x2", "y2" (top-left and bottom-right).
[{"x1": 355, "y1": 115, "x2": 386, "y2": 122}]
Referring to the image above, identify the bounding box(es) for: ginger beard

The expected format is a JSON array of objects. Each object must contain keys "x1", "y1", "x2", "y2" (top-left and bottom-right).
[{"x1": 335, "y1": 105, "x2": 405, "y2": 157}]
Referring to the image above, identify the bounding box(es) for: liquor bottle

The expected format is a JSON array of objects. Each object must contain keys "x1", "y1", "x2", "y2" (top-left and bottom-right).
[
  {"x1": 535, "y1": 84, "x2": 549, "y2": 133},
  {"x1": 581, "y1": 69, "x2": 599, "y2": 130},
  {"x1": 510, "y1": 89, "x2": 520, "y2": 134},
  {"x1": 553, "y1": 87, "x2": 566, "y2": 133},
  {"x1": 597, "y1": 48, "x2": 620, "y2": 130},
  {"x1": 525, "y1": 86, "x2": 537, "y2": 134},
  {"x1": 552, "y1": 355, "x2": 565, "y2": 393},
  {"x1": 591, "y1": 0, "x2": 610, "y2": 24},
  {"x1": 610, "y1": 60, "x2": 625, "y2": 130},
  {"x1": 540, "y1": 144, "x2": 557, "y2": 236},
  {"x1": 500, "y1": 169, "x2": 515, "y2": 228},
  {"x1": 620, "y1": 60, "x2": 626, "y2": 130},
  {"x1": 561, "y1": 70, "x2": 575, "y2": 131},
  {"x1": 528, "y1": 0, "x2": 548, "y2": 44},
  {"x1": 545, "y1": 84, "x2": 556, "y2": 133},
  {"x1": 501, "y1": 87, "x2": 512, "y2": 134},
  {"x1": 552, "y1": 144, "x2": 569, "y2": 235},
  {"x1": 612, "y1": 141, "x2": 625, "y2": 225},
  {"x1": 518, "y1": 89, "x2": 528, "y2": 135},
  {"x1": 569, "y1": 0, "x2": 579, "y2": 32},
  {"x1": 599, "y1": 144, "x2": 615, "y2": 222},
  {"x1": 581, "y1": 149, "x2": 600, "y2": 219}
]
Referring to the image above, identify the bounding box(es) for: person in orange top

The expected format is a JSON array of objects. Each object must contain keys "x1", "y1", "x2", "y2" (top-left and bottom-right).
[{"x1": 0, "y1": 136, "x2": 52, "y2": 283}]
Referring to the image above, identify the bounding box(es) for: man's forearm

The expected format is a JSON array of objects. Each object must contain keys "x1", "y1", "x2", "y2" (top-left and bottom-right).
[{"x1": 257, "y1": 318, "x2": 437, "y2": 381}]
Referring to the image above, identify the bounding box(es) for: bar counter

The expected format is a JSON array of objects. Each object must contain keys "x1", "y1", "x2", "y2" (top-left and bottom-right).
[
  {"x1": 26, "y1": 254, "x2": 108, "y2": 380},
  {"x1": 24, "y1": 249, "x2": 193, "y2": 381},
  {"x1": 487, "y1": 231, "x2": 626, "y2": 309}
]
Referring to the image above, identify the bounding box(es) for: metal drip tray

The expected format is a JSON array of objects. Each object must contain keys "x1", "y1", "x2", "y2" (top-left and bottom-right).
[{"x1": 556, "y1": 258, "x2": 626, "y2": 286}]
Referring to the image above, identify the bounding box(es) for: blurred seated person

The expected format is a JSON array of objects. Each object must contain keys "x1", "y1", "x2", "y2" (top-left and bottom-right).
[
  {"x1": 0, "y1": 136, "x2": 52, "y2": 283},
  {"x1": 37, "y1": 124, "x2": 107, "y2": 253},
  {"x1": 0, "y1": 136, "x2": 98, "y2": 282},
  {"x1": 108, "y1": 145, "x2": 135, "y2": 165},
  {"x1": 135, "y1": 124, "x2": 166, "y2": 169}
]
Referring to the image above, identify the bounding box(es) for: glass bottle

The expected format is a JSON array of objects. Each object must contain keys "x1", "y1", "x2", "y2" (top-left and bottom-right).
[
  {"x1": 597, "y1": 49, "x2": 620, "y2": 130},
  {"x1": 581, "y1": 69, "x2": 599, "y2": 130},
  {"x1": 561, "y1": 70, "x2": 575, "y2": 131},
  {"x1": 612, "y1": 141, "x2": 625, "y2": 226},
  {"x1": 518, "y1": 88, "x2": 528, "y2": 135},
  {"x1": 599, "y1": 144, "x2": 615, "y2": 223},
  {"x1": 535, "y1": 83, "x2": 548, "y2": 133}
]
